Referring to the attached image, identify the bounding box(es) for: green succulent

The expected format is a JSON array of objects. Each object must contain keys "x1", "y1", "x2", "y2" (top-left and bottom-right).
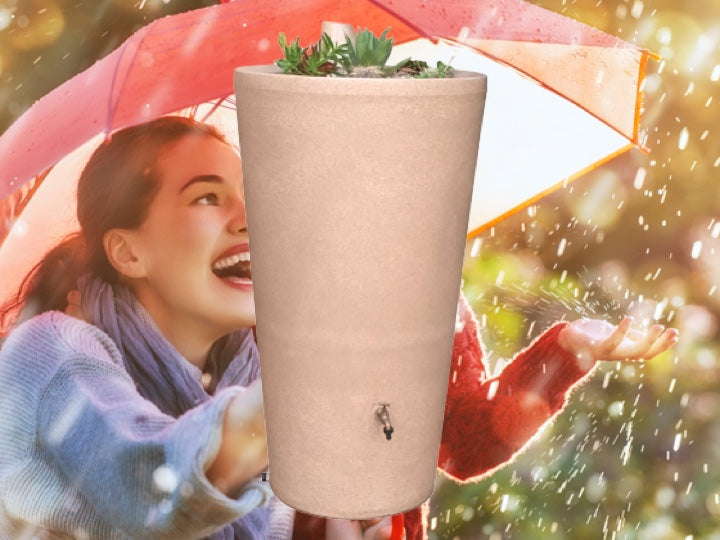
[
  {"x1": 344, "y1": 27, "x2": 393, "y2": 68},
  {"x1": 274, "y1": 27, "x2": 454, "y2": 78},
  {"x1": 275, "y1": 31, "x2": 348, "y2": 76}
]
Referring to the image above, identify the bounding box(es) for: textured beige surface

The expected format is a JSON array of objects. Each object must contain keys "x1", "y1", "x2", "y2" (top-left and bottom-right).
[{"x1": 234, "y1": 65, "x2": 486, "y2": 518}]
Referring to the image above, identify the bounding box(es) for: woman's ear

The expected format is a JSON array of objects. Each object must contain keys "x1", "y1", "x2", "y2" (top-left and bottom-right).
[{"x1": 103, "y1": 229, "x2": 147, "y2": 279}]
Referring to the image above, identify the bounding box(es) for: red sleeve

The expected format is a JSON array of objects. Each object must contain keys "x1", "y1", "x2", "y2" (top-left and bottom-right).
[
  {"x1": 292, "y1": 511, "x2": 326, "y2": 540},
  {"x1": 438, "y1": 291, "x2": 597, "y2": 482},
  {"x1": 402, "y1": 291, "x2": 598, "y2": 539}
]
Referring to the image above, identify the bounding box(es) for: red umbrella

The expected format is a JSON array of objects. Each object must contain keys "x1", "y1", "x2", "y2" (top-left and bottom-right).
[{"x1": 0, "y1": 0, "x2": 654, "y2": 316}]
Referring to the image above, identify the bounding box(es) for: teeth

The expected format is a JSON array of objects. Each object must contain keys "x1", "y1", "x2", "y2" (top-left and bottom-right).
[{"x1": 212, "y1": 251, "x2": 250, "y2": 270}]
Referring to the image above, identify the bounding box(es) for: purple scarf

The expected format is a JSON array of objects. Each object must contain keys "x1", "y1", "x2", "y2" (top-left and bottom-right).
[{"x1": 77, "y1": 273, "x2": 269, "y2": 539}]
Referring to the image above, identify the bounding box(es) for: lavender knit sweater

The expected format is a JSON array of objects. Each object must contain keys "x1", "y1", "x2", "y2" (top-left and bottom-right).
[{"x1": 0, "y1": 312, "x2": 296, "y2": 539}]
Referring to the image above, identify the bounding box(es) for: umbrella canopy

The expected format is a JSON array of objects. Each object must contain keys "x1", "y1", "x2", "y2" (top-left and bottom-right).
[{"x1": 0, "y1": 0, "x2": 656, "y2": 308}]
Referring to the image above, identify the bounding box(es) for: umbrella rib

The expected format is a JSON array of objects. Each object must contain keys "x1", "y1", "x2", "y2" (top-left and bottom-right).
[
  {"x1": 105, "y1": 39, "x2": 132, "y2": 136},
  {"x1": 0, "y1": 166, "x2": 54, "y2": 252},
  {"x1": 200, "y1": 96, "x2": 233, "y2": 124},
  {"x1": 106, "y1": 23, "x2": 156, "y2": 134},
  {"x1": 363, "y1": 0, "x2": 436, "y2": 45}
]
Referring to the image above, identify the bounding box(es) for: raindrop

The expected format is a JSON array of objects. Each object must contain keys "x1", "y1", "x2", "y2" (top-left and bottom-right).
[
  {"x1": 585, "y1": 473, "x2": 607, "y2": 502},
  {"x1": 153, "y1": 465, "x2": 179, "y2": 493},
  {"x1": 656, "y1": 27, "x2": 672, "y2": 45},
  {"x1": 691, "y1": 240, "x2": 702, "y2": 259},
  {"x1": 608, "y1": 401, "x2": 624, "y2": 417},
  {"x1": 653, "y1": 300, "x2": 665, "y2": 319},
  {"x1": 633, "y1": 167, "x2": 646, "y2": 190},
  {"x1": 678, "y1": 127, "x2": 689, "y2": 150},
  {"x1": 470, "y1": 237, "x2": 482, "y2": 257},
  {"x1": 712, "y1": 65, "x2": 720, "y2": 82},
  {"x1": 47, "y1": 396, "x2": 86, "y2": 445},
  {"x1": 159, "y1": 499, "x2": 172, "y2": 514},
  {"x1": 630, "y1": 0, "x2": 643, "y2": 18},
  {"x1": 486, "y1": 380, "x2": 499, "y2": 400},
  {"x1": 557, "y1": 238, "x2": 567, "y2": 256},
  {"x1": 673, "y1": 433, "x2": 682, "y2": 451}
]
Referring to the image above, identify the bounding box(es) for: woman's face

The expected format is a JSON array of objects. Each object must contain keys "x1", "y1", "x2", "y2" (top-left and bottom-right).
[{"x1": 124, "y1": 133, "x2": 255, "y2": 341}]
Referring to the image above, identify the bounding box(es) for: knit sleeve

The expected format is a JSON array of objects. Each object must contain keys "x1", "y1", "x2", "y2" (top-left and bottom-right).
[
  {"x1": 37, "y1": 354, "x2": 272, "y2": 539},
  {"x1": 266, "y1": 496, "x2": 297, "y2": 539},
  {"x1": 436, "y1": 293, "x2": 598, "y2": 483}
]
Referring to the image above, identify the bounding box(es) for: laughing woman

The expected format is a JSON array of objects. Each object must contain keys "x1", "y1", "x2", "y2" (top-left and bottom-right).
[
  {"x1": 0, "y1": 117, "x2": 291, "y2": 539},
  {"x1": 0, "y1": 116, "x2": 677, "y2": 540}
]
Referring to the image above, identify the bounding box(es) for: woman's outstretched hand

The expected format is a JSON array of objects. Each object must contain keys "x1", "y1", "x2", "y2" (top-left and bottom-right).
[
  {"x1": 558, "y1": 316, "x2": 679, "y2": 370},
  {"x1": 326, "y1": 516, "x2": 399, "y2": 540}
]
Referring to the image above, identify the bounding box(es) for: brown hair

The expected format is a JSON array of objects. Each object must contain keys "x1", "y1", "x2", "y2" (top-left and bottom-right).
[{"x1": 0, "y1": 116, "x2": 229, "y2": 333}]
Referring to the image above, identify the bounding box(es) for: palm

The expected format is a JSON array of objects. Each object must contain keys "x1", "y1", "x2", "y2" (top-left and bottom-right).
[{"x1": 559, "y1": 317, "x2": 678, "y2": 365}]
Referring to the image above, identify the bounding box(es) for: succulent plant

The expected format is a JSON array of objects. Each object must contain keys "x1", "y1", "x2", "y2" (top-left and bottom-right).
[
  {"x1": 339, "y1": 27, "x2": 393, "y2": 75},
  {"x1": 274, "y1": 26, "x2": 454, "y2": 79},
  {"x1": 275, "y1": 32, "x2": 348, "y2": 76}
]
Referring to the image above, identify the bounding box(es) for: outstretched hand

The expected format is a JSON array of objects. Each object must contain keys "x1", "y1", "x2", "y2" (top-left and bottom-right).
[
  {"x1": 326, "y1": 516, "x2": 399, "y2": 540},
  {"x1": 558, "y1": 317, "x2": 678, "y2": 370}
]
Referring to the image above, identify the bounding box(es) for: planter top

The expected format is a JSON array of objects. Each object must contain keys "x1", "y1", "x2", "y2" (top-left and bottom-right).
[{"x1": 234, "y1": 65, "x2": 486, "y2": 97}]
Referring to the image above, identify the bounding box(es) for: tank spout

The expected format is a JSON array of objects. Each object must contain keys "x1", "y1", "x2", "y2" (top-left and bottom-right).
[{"x1": 375, "y1": 403, "x2": 394, "y2": 440}]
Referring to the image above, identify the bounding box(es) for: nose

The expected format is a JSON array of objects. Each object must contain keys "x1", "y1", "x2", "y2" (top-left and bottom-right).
[{"x1": 228, "y1": 195, "x2": 248, "y2": 235}]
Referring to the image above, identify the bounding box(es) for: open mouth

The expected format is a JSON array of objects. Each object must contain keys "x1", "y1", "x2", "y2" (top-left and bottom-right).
[{"x1": 211, "y1": 252, "x2": 252, "y2": 281}]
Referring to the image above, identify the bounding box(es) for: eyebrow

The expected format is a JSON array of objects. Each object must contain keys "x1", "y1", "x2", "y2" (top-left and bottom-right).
[{"x1": 179, "y1": 174, "x2": 224, "y2": 194}]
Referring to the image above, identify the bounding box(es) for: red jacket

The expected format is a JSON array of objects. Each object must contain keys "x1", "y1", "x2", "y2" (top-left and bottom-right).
[{"x1": 293, "y1": 291, "x2": 594, "y2": 539}]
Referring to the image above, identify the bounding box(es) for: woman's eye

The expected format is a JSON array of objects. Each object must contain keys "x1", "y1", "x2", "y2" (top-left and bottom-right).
[{"x1": 195, "y1": 193, "x2": 219, "y2": 205}]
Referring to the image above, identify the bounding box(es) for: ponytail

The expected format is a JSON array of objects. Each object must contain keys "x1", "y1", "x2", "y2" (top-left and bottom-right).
[{"x1": 0, "y1": 233, "x2": 87, "y2": 334}]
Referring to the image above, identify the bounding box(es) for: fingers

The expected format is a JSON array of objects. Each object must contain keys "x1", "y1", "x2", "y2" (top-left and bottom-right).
[
  {"x1": 643, "y1": 327, "x2": 679, "y2": 359},
  {"x1": 325, "y1": 517, "x2": 397, "y2": 540},
  {"x1": 361, "y1": 517, "x2": 396, "y2": 540},
  {"x1": 613, "y1": 321, "x2": 680, "y2": 361},
  {"x1": 326, "y1": 518, "x2": 363, "y2": 540},
  {"x1": 614, "y1": 323, "x2": 664, "y2": 359},
  {"x1": 596, "y1": 316, "x2": 632, "y2": 357}
]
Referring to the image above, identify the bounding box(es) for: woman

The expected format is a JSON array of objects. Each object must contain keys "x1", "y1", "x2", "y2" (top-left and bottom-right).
[
  {"x1": 0, "y1": 116, "x2": 677, "y2": 540},
  {"x1": 0, "y1": 117, "x2": 296, "y2": 539}
]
